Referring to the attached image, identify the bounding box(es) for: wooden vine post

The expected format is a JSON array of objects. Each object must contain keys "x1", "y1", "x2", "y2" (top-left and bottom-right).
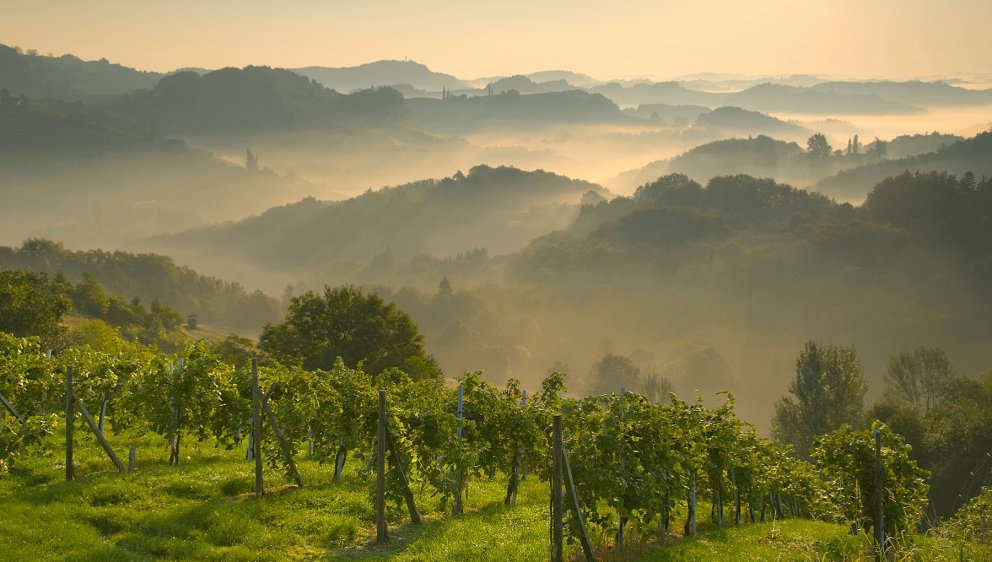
[
  {"x1": 550, "y1": 413, "x2": 596, "y2": 562},
  {"x1": 62, "y1": 365, "x2": 127, "y2": 478},
  {"x1": 260, "y1": 392, "x2": 305, "y2": 488},
  {"x1": 0, "y1": 391, "x2": 25, "y2": 424},
  {"x1": 252, "y1": 358, "x2": 263, "y2": 496},
  {"x1": 551, "y1": 414, "x2": 564, "y2": 562},
  {"x1": 65, "y1": 366, "x2": 74, "y2": 482},
  {"x1": 453, "y1": 383, "x2": 464, "y2": 515},
  {"x1": 74, "y1": 397, "x2": 126, "y2": 473},
  {"x1": 872, "y1": 428, "x2": 886, "y2": 551},
  {"x1": 384, "y1": 421, "x2": 421, "y2": 524},
  {"x1": 376, "y1": 389, "x2": 389, "y2": 544}
]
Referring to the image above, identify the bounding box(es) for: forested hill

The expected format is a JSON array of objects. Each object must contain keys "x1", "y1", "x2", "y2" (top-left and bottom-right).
[
  {"x1": 405, "y1": 90, "x2": 627, "y2": 133},
  {"x1": 112, "y1": 67, "x2": 408, "y2": 134},
  {"x1": 138, "y1": 165, "x2": 607, "y2": 269},
  {"x1": 294, "y1": 60, "x2": 469, "y2": 92},
  {"x1": 0, "y1": 43, "x2": 162, "y2": 102},
  {"x1": 516, "y1": 171, "x2": 992, "y2": 289},
  {"x1": 815, "y1": 130, "x2": 992, "y2": 199},
  {"x1": 0, "y1": 240, "x2": 282, "y2": 333}
]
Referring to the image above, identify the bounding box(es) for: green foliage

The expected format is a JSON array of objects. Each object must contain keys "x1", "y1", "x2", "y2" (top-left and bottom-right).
[
  {"x1": 773, "y1": 341, "x2": 867, "y2": 458},
  {"x1": 0, "y1": 268, "x2": 71, "y2": 349},
  {"x1": 945, "y1": 485, "x2": 992, "y2": 545},
  {"x1": 811, "y1": 422, "x2": 929, "y2": 536},
  {"x1": 807, "y1": 133, "x2": 832, "y2": 158},
  {"x1": 0, "y1": 239, "x2": 283, "y2": 333},
  {"x1": 871, "y1": 370, "x2": 992, "y2": 517},
  {"x1": 259, "y1": 285, "x2": 441, "y2": 380},
  {"x1": 586, "y1": 353, "x2": 641, "y2": 396},
  {"x1": 71, "y1": 272, "x2": 110, "y2": 316},
  {"x1": 121, "y1": 342, "x2": 238, "y2": 455},
  {"x1": 70, "y1": 319, "x2": 125, "y2": 354},
  {"x1": 883, "y1": 347, "x2": 953, "y2": 416}
]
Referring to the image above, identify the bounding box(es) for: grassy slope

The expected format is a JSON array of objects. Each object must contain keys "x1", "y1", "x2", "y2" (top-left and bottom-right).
[{"x1": 0, "y1": 429, "x2": 980, "y2": 561}]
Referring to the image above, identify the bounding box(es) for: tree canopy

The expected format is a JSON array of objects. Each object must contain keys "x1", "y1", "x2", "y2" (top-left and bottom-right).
[
  {"x1": 772, "y1": 341, "x2": 867, "y2": 458},
  {"x1": 258, "y1": 285, "x2": 441, "y2": 380}
]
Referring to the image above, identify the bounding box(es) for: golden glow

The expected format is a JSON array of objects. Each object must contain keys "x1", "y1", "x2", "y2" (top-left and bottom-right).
[{"x1": 3, "y1": 0, "x2": 990, "y2": 79}]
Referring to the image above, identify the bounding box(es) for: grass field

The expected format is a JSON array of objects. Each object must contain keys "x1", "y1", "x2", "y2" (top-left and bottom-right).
[{"x1": 0, "y1": 427, "x2": 981, "y2": 561}]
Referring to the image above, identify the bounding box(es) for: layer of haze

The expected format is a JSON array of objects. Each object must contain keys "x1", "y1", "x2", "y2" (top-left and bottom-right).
[{"x1": 4, "y1": 0, "x2": 991, "y2": 80}]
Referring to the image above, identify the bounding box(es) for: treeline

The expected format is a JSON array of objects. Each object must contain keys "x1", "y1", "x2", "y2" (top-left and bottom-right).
[
  {"x1": 0, "y1": 267, "x2": 186, "y2": 352},
  {"x1": 515, "y1": 169, "x2": 992, "y2": 299},
  {"x1": 0, "y1": 239, "x2": 282, "y2": 333}
]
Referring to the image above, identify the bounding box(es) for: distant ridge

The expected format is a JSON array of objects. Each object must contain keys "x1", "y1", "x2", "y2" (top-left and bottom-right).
[
  {"x1": 293, "y1": 60, "x2": 468, "y2": 92},
  {"x1": 114, "y1": 66, "x2": 406, "y2": 133},
  {"x1": 0, "y1": 43, "x2": 162, "y2": 102}
]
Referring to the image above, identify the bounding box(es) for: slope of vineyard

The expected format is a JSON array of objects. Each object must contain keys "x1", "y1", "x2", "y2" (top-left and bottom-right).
[
  {"x1": 0, "y1": 434, "x2": 864, "y2": 561},
  {"x1": 2, "y1": 335, "x2": 987, "y2": 560}
]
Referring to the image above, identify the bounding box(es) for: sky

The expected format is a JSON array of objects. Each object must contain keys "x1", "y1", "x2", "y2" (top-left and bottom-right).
[{"x1": 3, "y1": 0, "x2": 992, "y2": 80}]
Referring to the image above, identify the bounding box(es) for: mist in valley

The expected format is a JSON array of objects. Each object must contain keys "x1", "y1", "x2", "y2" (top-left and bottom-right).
[{"x1": 2, "y1": 37, "x2": 992, "y2": 436}]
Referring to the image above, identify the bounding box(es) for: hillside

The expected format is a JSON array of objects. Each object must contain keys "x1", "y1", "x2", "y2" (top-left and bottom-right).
[
  {"x1": 816, "y1": 131, "x2": 992, "y2": 200},
  {"x1": 0, "y1": 138, "x2": 314, "y2": 250},
  {"x1": 693, "y1": 106, "x2": 810, "y2": 140},
  {"x1": 138, "y1": 165, "x2": 607, "y2": 271},
  {"x1": 113, "y1": 67, "x2": 408, "y2": 134},
  {"x1": 589, "y1": 81, "x2": 922, "y2": 114},
  {"x1": 294, "y1": 60, "x2": 468, "y2": 92},
  {"x1": 0, "y1": 98, "x2": 149, "y2": 151},
  {"x1": 615, "y1": 136, "x2": 817, "y2": 189},
  {"x1": 0, "y1": 43, "x2": 162, "y2": 102},
  {"x1": 406, "y1": 89, "x2": 627, "y2": 133},
  {"x1": 0, "y1": 239, "x2": 282, "y2": 333},
  {"x1": 810, "y1": 80, "x2": 992, "y2": 106}
]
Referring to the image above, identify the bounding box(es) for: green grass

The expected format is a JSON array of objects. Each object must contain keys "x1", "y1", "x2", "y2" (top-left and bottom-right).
[{"x1": 1, "y1": 428, "x2": 984, "y2": 561}]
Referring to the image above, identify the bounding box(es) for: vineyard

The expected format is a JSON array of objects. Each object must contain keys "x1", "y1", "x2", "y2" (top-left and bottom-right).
[{"x1": 0, "y1": 332, "x2": 987, "y2": 560}]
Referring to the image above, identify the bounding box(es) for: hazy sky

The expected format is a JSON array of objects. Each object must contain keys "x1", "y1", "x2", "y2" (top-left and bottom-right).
[{"x1": 4, "y1": 0, "x2": 991, "y2": 80}]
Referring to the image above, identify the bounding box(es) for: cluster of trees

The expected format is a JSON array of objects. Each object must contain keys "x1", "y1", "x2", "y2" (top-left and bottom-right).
[
  {"x1": 771, "y1": 340, "x2": 992, "y2": 519},
  {"x1": 0, "y1": 267, "x2": 186, "y2": 352},
  {"x1": 0, "y1": 239, "x2": 282, "y2": 333}
]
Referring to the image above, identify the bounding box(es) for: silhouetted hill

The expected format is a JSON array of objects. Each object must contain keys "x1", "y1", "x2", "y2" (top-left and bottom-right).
[
  {"x1": 590, "y1": 80, "x2": 921, "y2": 114},
  {"x1": 0, "y1": 43, "x2": 162, "y2": 102},
  {"x1": 0, "y1": 98, "x2": 150, "y2": 151},
  {"x1": 622, "y1": 104, "x2": 710, "y2": 125},
  {"x1": 816, "y1": 131, "x2": 992, "y2": 200},
  {"x1": 616, "y1": 136, "x2": 818, "y2": 189},
  {"x1": 294, "y1": 60, "x2": 468, "y2": 92},
  {"x1": 693, "y1": 106, "x2": 810, "y2": 139},
  {"x1": 526, "y1": 70, "x2": 598, "y2": 87},
  {"x1": 727, "y1": 83, "x2": 921, "y2": 114},
  {"x1": 115, "y1": 66, "x2": 407, "y2": 134},
  {"x1": 514, "y1": 171, "x2": 992, "y2": 317},
  {"x1": 591, "y1": 81, "x2": 718, "y2": 107},
  {"x1": 406, "y1": 90, "x2": 627, "y2": 133},
  {"x1": 0, "y1": 139, "x2": 314, "y2": 249},
  {"x1": 139, "y1": 165, "x2": 607, "y2": 271},
  {"x1": 485, "y1": 75, "x2": 575, "y2": 95},
  {"x1": 811, "y1": 80, "x2": 992, "y2": 107}
]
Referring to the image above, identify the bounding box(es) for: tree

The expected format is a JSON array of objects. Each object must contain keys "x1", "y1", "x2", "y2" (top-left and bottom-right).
[
  {"x1": 883, "y1": 346, "x2": 953, "y2": 416},
  {"x1": 259, "y1": 285, "x2": 441, "y2": 380},
  {"x1": 806, "y1": 133, "x2": 832, "y2": 159},
  {"x1": 72, "y1": 273, "x2": 110, "y2": 317},
  {"x1": 587, "y1": 353, "x2": 641, "y2": 396},
  {"x1": 772, "y1": 341, "x2": 867, "y2": 458},
  {"x1": 437, "y1": 276, "x2": 453, "y2": 297},
  {"x1": 0, "y1": 269, "x2": 71, "y2": 349}
]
